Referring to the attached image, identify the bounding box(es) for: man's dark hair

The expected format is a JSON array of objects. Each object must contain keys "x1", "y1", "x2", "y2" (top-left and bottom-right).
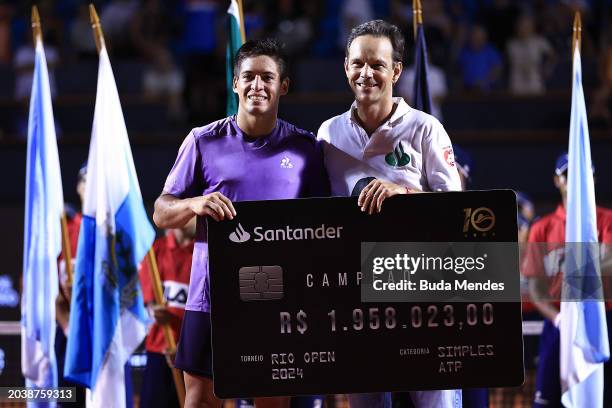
[
  {"x1": 233, "y1": 38, "x2": 289, "y2": 79},
  {"x1": 346, "y1": 20, "x2": 405, "y2": 63}
]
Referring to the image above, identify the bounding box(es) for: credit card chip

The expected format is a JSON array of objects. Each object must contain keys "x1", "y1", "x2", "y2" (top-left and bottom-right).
[{"x1": 239, "y1": 266, "x2": 284, "y2": 301}]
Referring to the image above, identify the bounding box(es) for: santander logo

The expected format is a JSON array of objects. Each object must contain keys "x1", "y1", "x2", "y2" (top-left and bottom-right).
[
  {"x1": 228, "y1": 221, "x2": 343, "y2": 243},
  {"x1": 229, "y1": 223, "x2": 251, "y2": 243}
]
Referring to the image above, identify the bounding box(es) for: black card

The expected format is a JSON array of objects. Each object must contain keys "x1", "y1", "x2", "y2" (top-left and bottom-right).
[{"x1": 208, "y1": 190, "x2": 524, "y2": 398}]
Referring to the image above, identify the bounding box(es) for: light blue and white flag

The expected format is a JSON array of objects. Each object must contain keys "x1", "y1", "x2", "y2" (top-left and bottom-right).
[
  {"x1": 560, "y1": 46, "x2": 610, "y2": 408},
  {"x1": 21, "y1": 38, "x2": 63, "y2": 407},
  {"x1": 64, "y1": 47, "x2": 154, "y2": 408}
]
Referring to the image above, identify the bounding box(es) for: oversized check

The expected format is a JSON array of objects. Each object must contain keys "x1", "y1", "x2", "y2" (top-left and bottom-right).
[{"x1": 208, "y1": 190, "x2": 524, "y2": 398}]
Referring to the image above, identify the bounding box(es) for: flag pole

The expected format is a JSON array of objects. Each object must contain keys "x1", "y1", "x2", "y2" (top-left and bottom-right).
[
  {"x1": 412, "y1": 0, "x2": 423, "y2": 40},
  {"x1": 236, "y1": 0, "x2": 246, "y2": 43},
  {"x1": 60, "y1": 214, "x2": 74, "y2": 284},
  {"x1": 572, "y1": 12, "x2": 581, "y2": 56},
  {"x1": 33, "y1": 5, "x2": 74, "y2": 284},
  {"x1": 146, "y1": 250, "x2": 186, "y2": 407},
  {"x1": 88, "y1": 4, "x2": 105, "y2": 53},
  {"x1": 31, "y1": 5, "x2": 42, "y2": 44},
  {"x1": 87, "y1": 5, "x2": 185, "y2": 406}
]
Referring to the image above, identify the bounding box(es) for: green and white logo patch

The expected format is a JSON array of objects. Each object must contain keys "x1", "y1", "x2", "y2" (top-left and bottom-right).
[{"x1": 385, "y1": 143, "x2": 410, "y2": 167}]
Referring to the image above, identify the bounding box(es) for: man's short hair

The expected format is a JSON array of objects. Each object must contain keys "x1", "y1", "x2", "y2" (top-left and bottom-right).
[
  {"x1": 233, "y1": 39, "x2": 289, "y2": 79},
  {"x1": 346, "y1": 20, "x2": 405, "y2": 63}
]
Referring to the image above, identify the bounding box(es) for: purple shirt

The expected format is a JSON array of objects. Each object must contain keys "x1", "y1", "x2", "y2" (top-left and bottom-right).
[{"x1": 163, "y1": 116, "x2": 329, "y2": 312}]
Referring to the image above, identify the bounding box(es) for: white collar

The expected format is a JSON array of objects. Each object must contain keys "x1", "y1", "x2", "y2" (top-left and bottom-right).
[{"x1": 347, "y1": 97, "x2": 412, "y2": 128}]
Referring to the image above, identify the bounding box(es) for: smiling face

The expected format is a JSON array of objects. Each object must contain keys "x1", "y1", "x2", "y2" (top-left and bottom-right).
[
  {"x1": 345, "y1": 35, "x2": 402, "y2": 108},
  {"x1": 233, "y1": 55, "x2": 288, "y2": 117}
]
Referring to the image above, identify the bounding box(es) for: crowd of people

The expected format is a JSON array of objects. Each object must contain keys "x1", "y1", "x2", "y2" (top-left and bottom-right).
[{"x1": 2, "y1": 0, "x2": 612, "y2": 132}]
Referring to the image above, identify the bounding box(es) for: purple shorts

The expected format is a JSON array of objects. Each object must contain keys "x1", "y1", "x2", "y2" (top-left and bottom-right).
[{"x1": 174, "y1": 310, "x2": 214, "y2": 378}]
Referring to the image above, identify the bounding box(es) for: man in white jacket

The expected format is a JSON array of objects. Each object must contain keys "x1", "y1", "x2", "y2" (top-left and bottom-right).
[{"x1": 317, "y1": 19, "x2": 463, "y2": 408}]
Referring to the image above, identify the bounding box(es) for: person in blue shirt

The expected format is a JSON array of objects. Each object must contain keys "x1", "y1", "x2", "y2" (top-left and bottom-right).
[{"x1": 458, "y1": 24, "x2": 502, "y2": 91}]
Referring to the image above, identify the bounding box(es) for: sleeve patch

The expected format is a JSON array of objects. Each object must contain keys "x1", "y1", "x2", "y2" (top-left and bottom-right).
[{"x1": 443, "y1": 146, "x2": 455, "y2": 167}]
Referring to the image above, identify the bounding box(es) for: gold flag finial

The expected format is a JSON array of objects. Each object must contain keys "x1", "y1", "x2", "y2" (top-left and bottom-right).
[
  {"x1": 236, "y1": 0, "x2": 246, "y2": 43},
  {"x1": 412, "y1": 0, "x2": 423, "y2": 39},
  {"x1": 89, "y1": 4, "x2": 105, "y2": 54},
  {"x1": 31, "y1": 5, "x2": 42, "y2": 45},
  {"x1": 572, "y1": 11, "x2": 582, "y2": 55}
]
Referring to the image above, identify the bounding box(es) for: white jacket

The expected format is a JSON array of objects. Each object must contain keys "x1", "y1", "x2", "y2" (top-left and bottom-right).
[{"x1": 317, "y1": 97, "x2": 461, "y2": 196}]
